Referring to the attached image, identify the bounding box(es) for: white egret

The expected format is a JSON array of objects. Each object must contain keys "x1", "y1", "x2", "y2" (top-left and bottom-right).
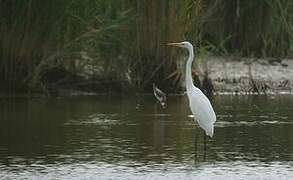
[
  {"x1": 167, "y1": 41, "x2": 216, "y2": 138},
  {"x1": 153, "y1": 83, "x2": 167, "y2": 108}
]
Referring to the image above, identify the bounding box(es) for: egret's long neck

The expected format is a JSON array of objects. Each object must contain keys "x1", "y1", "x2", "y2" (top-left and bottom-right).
[{"x1": 186, "y1": 46, "x2": 194, "y2": 92}]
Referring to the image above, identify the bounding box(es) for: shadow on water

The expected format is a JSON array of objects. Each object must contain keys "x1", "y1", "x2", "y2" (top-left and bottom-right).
[{"x1": 0, "y1": 95, "x2": 293, "y2": 179}]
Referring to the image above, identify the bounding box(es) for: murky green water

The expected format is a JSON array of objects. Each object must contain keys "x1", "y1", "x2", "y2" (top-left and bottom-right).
[{"x1": 0, "y1": 95, "x2": 293, "y2": 179}]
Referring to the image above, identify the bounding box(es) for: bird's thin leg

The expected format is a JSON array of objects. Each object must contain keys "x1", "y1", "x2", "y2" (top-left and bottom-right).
[
  {"x1": 203, "y1": 131, "x2": 207, "y2": 161},
  {"x1": 194, "y1": 128, "x2": 198, "y2": 159}
]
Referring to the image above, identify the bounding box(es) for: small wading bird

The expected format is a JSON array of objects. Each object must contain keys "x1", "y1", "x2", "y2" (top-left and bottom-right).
[
  {"x1": 153, "y1": 83, "x2": 167, "y2": 108},
  {"x1": 167, "y1": 41, "x2": 216, "y2": 155}
]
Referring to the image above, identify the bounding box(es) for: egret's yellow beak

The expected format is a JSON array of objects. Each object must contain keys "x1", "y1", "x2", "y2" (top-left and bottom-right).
[{"x1": 167, "y1": 42, "x2": 180, "y2": 46}]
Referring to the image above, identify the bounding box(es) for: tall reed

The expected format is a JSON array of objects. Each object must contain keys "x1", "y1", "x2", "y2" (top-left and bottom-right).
[
  {"x1": 0, "y1": 1, "x2": 68, "y2": 93},
  {"x1": 0, "y1": 0, "x2": 129, "y2": 93},
  {"x1": 125, "y1": 0, "x2": 204, "y2": 91},
  {"x1": 198, "y1": 0, "x2": 293, "y2": 57},
  {"x1": 0, "y1": 0, "x2": 292, "y2": 94}
]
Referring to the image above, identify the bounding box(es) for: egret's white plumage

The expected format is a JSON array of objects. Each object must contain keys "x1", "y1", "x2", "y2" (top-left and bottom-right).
[{"x1": 168, "y1": 41, "x2": 216, "y2": 137}]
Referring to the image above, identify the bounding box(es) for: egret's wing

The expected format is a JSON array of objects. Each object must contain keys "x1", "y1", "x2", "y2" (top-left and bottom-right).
[{"x1": 188, "y1": 87, "x2": 216, "y2": 137}]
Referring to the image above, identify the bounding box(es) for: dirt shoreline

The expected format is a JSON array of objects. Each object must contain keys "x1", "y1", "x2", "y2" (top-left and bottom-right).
[
  {"x1": 1, "y1": 56, "x2": 293, "y2": 97},
  {"x1": 202, "y1": 56, "x2": 293, "y2": 94}
]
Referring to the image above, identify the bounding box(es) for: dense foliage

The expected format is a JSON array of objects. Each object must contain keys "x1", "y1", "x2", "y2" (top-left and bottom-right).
[{"x1": 0, "y1": 0, "x2": 292, "y2": 94}]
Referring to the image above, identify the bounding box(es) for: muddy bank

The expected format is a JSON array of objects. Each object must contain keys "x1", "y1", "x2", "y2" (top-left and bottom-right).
[
  {"x1": 202, "y1": 57, "x2": 293, "y2": 94},
  {"x1": 3, "y1": 56, "x2": 292, "y2": 97}
]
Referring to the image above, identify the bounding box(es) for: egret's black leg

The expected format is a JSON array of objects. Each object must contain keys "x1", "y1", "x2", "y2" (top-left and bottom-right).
[
  {"x1": 203, "y1": 131, "x2": 207, "y2": 160},
  {"x1": 194, "y1": 129, "x2": 197, "y2": 159}
]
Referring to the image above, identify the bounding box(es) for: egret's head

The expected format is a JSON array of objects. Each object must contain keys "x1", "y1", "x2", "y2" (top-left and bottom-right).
[{"x1": 167, "y1": 41, "x2": 193, "y2": 49}]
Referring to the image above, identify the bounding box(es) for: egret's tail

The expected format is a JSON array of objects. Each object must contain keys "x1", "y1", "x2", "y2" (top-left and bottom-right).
[
  {"x1": 205, "y1": 124, "x2": 214, "y2": 138},
  {"x1": 197, "y1": 118, "x2": 215, "y2": 138}
]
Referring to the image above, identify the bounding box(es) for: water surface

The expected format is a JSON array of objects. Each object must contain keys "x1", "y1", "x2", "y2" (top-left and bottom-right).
[{"x1": 0, "y1": 95, "x2": 293, "y2": 179}]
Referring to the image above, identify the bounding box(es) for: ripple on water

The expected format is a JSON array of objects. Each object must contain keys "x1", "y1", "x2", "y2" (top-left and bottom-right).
[
  {"x1": 63, "y1": 113, "x2": 127, "y2": 127},
  {"x1": 0, "y1": 161, "x2": 293, "y2": 180},
  {"x1": 1, "y1": 95, "x2": 293, "y2": 179},
  {"x1": 215, "y1": 113, "x2": 292, "y2": 127}
]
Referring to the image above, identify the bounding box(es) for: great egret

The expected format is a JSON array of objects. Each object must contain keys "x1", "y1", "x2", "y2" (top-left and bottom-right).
[
  {"x1": 153, "y1": 83, "x2": 167, "y2": 108},
  {"x1": 167, "y1": 41, "x2": 216, "y2": 138}
]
